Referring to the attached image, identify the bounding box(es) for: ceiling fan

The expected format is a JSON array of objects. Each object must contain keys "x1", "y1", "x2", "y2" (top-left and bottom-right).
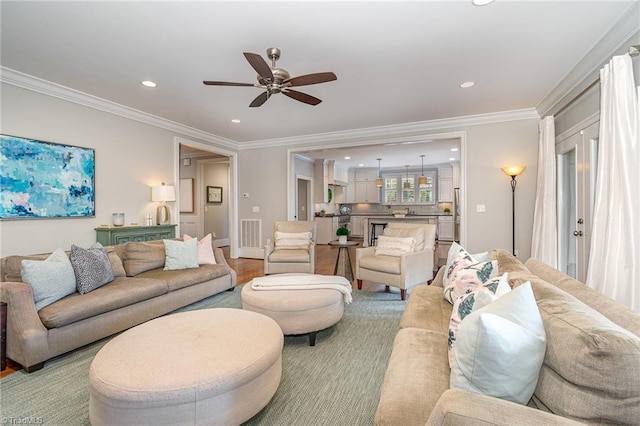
[{"x1": 203, "y1": 48, "x2": 337, "y2": 107}]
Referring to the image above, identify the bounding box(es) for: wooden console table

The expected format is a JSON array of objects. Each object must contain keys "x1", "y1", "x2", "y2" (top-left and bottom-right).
[{"x1": 95, "y1": 224, "x2": 176, "y2": 246}]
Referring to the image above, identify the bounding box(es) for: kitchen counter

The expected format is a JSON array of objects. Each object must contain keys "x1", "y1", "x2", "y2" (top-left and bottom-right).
[
  {"x1": 350, "y1": 213, "x2": 452, "y2": 217},
  {"x1": 360, "y1": 215, "x2": 442, "y2": 247}
]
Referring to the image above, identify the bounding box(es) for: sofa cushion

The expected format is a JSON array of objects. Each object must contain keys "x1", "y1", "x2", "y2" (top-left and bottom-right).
[
  {"x1": 528, "y1": 278, "x2": 640, "y2": 424},
  {"x1": 37, "y1": 276, "x2": 168, "y2": 328},
  {"x1": 135, "y1": 264, "x2": 232, "y2": 292},
  {"x1": 450, "y1": 283, "x2": 546, "y2": 405},
  {"x1": 401, "y1": 285, "x2": 452, "y2": 331},
  {"x1": 162, "y1": 238, "x2": 199, "y2": 271},
  {"x1": 359, "y1": 254, "x2": 401, "y2": 275},
  {"x1": 124, "y1": 242, "x2": 165, "y2": 276},
  {"x1": 70, "y1": 243, "x2": 115, "y2": 294},
  {"x1": 525, "y1": 258, "x2": 640, "y2": 336},
  {"x1": 106, "y1": 248, "x2": 126, "y2": 277},
  {"x1": 375, "y1": 328, "x2": 450, "y2": 426},
  {"x1": 268, "y1": 249, "x2": 310, "y2": 264},
  {"x1": 20, "y1": 248, "x2": 77, "y2": 310}
]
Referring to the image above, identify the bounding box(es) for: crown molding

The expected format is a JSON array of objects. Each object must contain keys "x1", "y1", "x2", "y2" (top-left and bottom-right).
[
  {"x1": 537, "y1": 2, "x2": 640, "y2": 117},
  {"x1": 2, "y1": 66, "x2": 539, "y2": 152},
  {"x1": 0, "y1": 67, "x2": 238, "y2": 151},
  {"x1": 241, "y1": 108, "x2": 540, "y2": 150}
]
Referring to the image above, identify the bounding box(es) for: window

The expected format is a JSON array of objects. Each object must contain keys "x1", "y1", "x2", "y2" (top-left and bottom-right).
[{"x1": 383, "y1": 170, "x2": 435, "y2": 205}]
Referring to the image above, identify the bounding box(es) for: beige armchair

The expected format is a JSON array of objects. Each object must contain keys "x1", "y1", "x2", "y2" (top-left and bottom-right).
[
  {"x1": 355, "y1": 223, "x2": 437, "y2": 300},
  {"x1": 264, "y1": 221, "x2": 317, "y2": 275}
]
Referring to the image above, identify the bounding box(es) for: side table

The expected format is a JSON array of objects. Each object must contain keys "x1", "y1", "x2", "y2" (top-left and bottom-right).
[{"x1": 328, "y1": 240, "x2": 359, "y2": 282}]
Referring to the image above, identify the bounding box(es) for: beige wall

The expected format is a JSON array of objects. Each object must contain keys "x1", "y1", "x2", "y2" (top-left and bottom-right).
[{"x1": 0, "y1": 84, "x2": 231, "y2": 256}]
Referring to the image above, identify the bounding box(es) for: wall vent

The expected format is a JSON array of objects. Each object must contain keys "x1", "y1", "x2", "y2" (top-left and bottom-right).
[{"x1": 240, "y1": 218, "x2": 262, "y2": 250}]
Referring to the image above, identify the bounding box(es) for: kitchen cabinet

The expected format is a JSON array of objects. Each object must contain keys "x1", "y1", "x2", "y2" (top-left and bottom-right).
[
  {"x1": 315, "y1": 216, "x2": 338, "y2": 244},
  {"x1": 314, "y1": 160, "x2": 330, "y2": 203},
  {"x1": 348, "y1": 169, "x2": 379, "y2": 203},
  {"x1": 437, "y1": 216, "x2": 454, "y2": 241},
  {"x1": 438, "y1": 166, "x2": 453, "y2": 202},
  {"x1": 351, "y1": 216, "x2": 366, "y2": 237}
]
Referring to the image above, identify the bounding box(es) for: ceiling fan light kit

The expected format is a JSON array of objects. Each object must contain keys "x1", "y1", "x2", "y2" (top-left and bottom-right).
[{"x1": 203, "y1": 48, "x2": 337, "y2": 107}]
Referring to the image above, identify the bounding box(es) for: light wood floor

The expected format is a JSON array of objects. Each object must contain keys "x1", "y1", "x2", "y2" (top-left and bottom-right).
[{"x1": 0, "y1": 239, "x2": 366, "y2": 378}]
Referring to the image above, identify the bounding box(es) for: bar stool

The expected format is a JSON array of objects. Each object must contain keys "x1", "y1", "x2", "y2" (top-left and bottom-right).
[{"x1": 370, "y1": 222, "x2": 388, "y2": 246}]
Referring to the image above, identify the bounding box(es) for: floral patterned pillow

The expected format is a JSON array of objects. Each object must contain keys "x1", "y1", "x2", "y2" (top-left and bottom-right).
[
  {"x1": 447, "y1": 272, "x2": 510, "y2": 367},
  {"x1": 443, "y1": 254, "x2": 497, "y2": 304}
]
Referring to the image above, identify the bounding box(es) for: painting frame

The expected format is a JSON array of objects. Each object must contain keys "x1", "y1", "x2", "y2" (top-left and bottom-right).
[
  {"x1": 206, "y1": 186, "x2": 222, "y2": 204},
  {"x1": 0, "y1": 134, "x2": 96, "y2": 219}
]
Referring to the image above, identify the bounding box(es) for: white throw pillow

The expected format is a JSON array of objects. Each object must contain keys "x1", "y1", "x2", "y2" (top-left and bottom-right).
[
  {"x1": 382, "y1": 228, "x2": 424, "y2": 251},
  {"x1": 274, "y1": 231, "x2": 312, "y2": 250},
  {"x1": 21, "y1": 248, "x2": 77, "y2": 310},
  {"x1": 450, "y1": 282, "x2": 546, "y2": 405},
  {"x1": 375, "y1": 235, "x2": 415, "y2": 257},
  {"x1": 447, "y1": 272, "x2": 511, "y2": 367},
  {"x1": 183, "y1": 234, "x2": 216, "y2": 265},
  {"x1": 163, "y1": 238, "x2": 199, "y2": 270}
]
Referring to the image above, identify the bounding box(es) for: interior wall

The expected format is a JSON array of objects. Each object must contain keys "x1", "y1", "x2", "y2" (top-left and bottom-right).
[
  {"x1": 202, "y1": 161, "x2": 229, "y2": 242},
  {"x1": 0, "y1": 84, "x2": 231, "y2": 256}
]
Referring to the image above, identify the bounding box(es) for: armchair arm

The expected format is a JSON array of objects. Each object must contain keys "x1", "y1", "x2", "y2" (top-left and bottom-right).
[
  {"x1": 400, "y1": 248, "x2": 434, "y2": 284},
  {"x1": 426, "y1": 389, "x2": 585, "y2": 426},
  {"x1": 309, "y1": 242, "x2": 317, "y2": 273}
]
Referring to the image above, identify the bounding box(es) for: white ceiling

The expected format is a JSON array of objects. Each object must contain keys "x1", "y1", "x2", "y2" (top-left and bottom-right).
[{"x1": 1, "y1": 1, "x2": 635, "y2": 168}]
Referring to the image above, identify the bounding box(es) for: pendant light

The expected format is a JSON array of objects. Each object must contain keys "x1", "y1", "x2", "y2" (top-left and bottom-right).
[
  {"x1": 375, "y1": 158, "x2": 383, "y2": 187},
  {"x1": 403, "y1": 165, "x2": 411, "y2": 189},
  {"x1": 418, "y1": 154, "x2": 428, "y2": 186}
]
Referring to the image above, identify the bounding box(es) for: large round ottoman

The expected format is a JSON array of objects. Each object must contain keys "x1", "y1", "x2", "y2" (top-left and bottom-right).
[
  {"x1": 89, "y1": 308, "x2": 283, "y2": 426},
  {"x1": 242, "y1": 277, "x2": 345, "y2": 346}
]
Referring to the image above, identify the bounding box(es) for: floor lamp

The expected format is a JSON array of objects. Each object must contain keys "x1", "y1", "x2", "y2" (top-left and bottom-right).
[{"x1": 501, "y1": 166, "x2": 526, "y2": 256}]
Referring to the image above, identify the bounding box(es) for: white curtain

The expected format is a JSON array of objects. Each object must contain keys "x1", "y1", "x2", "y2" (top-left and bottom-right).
[
  {"x1": 586, "y1": 54, "x2": 640, "y2": 312},
  {"x1": 530, "y1": 116, "x2": 557, "y2": 267}
]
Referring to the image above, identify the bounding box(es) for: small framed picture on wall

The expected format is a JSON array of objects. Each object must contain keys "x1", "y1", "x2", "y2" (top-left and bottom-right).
[{"x1": 207, "y1": 186, "x2": 223, "y2": 203}]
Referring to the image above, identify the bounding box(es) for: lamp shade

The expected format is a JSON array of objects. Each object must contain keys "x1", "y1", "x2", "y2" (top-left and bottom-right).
[
  {"x1": 151, "y1": 184, "x2": 176, "y2": 202},
  {"x1": 501, "y1": 165, "x2": 526, "y2": 177}
]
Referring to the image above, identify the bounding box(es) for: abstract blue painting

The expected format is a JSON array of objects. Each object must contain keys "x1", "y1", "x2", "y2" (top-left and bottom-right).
[{"x1": 0, "y1": 135, "x2": 95, "y2": 219}]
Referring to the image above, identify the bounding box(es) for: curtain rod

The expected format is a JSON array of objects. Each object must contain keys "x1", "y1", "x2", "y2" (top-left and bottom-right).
[{"x1": 553, "y1": 45, "x2": 638, "y2": 117}]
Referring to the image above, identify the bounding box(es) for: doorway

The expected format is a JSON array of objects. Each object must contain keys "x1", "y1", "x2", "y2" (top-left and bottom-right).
[
  {"x1": 556, "y1": 121, "x2": 599, "y2": 281},
  {"x1": 296, "y1": 176, "x2": 312, "y2": 221}
]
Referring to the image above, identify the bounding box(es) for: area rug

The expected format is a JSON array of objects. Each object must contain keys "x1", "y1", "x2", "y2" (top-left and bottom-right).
[{"x1": 0, "y1": 286, "x2": 406, "y2": 425}]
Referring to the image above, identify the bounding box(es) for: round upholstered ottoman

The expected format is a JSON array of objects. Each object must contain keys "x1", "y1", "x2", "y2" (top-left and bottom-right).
[
  {"x1": 89, "y1": 308, "x2": 283, "y2": 426},
  {"x1": 242, "y1": 276, "x2": 346, "y2": 346}
]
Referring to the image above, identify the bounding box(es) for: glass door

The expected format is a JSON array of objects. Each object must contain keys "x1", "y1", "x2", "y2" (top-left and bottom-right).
[{"x1": 556, "y1": 122, "x2": 598, "y2": 281}]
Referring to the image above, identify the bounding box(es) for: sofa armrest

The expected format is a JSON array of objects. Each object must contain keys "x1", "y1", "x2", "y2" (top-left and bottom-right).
[
  {"x1": 400, "y1": 248, "x2": 434, "y2": 283},
  {"x1": 426, "y1": 389, "x2": 585, "y2": 426},
  {"x1": 212, "y1": 247, "x2": 236, "y2": 286},
  {"x1": 0, "y1": 281, "x2": 49, "y2": 368}
]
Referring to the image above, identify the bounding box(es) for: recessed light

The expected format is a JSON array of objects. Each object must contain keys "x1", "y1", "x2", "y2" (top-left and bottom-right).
[
  {"x1": 460, "y1": 81, "x2": 475, "y2": 88},
  {"x1": 231, "y1": 119, "x2": 241, "y2": 123},
  {"x1": 141, "y1": 80, "x2": 157, "y2": 88},
  {"x1": 449, "y1": 157, "x2": 456, "y2": 161},
  {"x1": 344, "y1": 156, "x2": 351, "y2": 160},
  {"x1": 358, "y1": 164, "x2": 365, "y2": 167},
  {"x1": 451, "y1": 148, "x2": 459, "y2": 152},
  {"x1": 472, "y1": 0, "x2": 494, "y2": 6}
]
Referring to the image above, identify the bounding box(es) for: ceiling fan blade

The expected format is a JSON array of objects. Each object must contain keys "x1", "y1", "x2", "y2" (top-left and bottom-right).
[
  {"x1": 249, "y1": 91, "x2": 270, "y2": 108},
  {"x1": 282, "y1": 89, "x2": 322, "y2": 106},
  {"x1": 203, "y1": 81, "x2": 255, "y2": 87},
  {"x1": 243, "y1": 52, "x2": 274, "y2": 82},
  {"x1": 283, "y1": 72, "x2": 337, "y2": 87}
]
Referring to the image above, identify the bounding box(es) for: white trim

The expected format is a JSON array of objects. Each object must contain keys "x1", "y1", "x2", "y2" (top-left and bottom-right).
[
  {"x1": 555, "y1": 112, "x2": 600, "y2": 145},
  {"x1": 1, "y1": 66, "x2": 237, "y2": 150},
  {"x1": 243, "y1": 109, "x2": 538, "y2": 150},
  {"x1": 537, "y1": 2, "x2": 640, "y2": 116}
]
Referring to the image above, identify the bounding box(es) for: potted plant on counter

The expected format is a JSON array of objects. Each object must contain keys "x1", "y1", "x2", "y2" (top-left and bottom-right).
[{"x1": 336, "y1": 226, "x2": 350, "y2": 244}]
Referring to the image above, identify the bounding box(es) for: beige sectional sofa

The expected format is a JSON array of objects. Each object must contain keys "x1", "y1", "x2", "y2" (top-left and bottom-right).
[
  {"x1": 375, "y1": 249, "x2": 640, "y2": 425},
  {"x1": 0, "y1": 240, "x2": 236, "y2": 372}
]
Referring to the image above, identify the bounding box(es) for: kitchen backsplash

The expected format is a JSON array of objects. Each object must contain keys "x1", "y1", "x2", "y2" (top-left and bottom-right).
[{"x1": 315, "y1": 202, "x2": 453, "y2": 216}]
